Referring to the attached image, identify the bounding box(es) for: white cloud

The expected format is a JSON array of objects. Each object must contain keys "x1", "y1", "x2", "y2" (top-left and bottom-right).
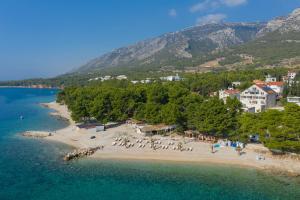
[
  {"x1": 196, "y1": 13, "x2": 227, "y2": 25},
  {"x1": 190, "y1": 0, "x2": 247, "y2": 13},
  {"x1": 190, "y1": 0, "x2": 219, "y2": 13},
  {"x1": 169, "y1": 9, "x2": 177, "y2": 17},
  {"x1": 221, "y1": 0, "x2": 247, "y2": 7}
]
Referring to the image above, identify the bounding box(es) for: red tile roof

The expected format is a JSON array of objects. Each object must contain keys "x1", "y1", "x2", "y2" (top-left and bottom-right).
[
  {"x1": 267, "y1": 82, "x2": 284, "y2": 86},
  {"x1": 253, "y1": 80, "x2": 266, "y2": 85},
  {"x1": 224, "y1": 89, "x2": 240, "y2": 95}
]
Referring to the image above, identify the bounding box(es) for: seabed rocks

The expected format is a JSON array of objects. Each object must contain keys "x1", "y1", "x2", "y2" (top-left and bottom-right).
[{"x1": 22, "y1": 131, "x2": 52, "y2": 138}]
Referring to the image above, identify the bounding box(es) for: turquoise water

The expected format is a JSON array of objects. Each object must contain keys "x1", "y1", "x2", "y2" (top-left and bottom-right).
[{"x1": 1, "y1": 88, "x2": 300, "y2": 200}]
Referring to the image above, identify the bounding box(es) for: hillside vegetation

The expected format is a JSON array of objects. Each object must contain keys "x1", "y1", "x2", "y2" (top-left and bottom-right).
[{"x1": 230, "y1": 31, "x2": 300, "y2": 65}]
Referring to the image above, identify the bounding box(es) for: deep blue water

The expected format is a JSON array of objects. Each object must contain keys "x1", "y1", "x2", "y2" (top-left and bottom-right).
[{"x1": 0, "y1": 88, "x2": 300, "y2": 200}]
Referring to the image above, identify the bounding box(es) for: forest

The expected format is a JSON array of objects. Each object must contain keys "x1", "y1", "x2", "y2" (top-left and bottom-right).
[{"x1": 57, "y1": 68, "x2": 300, "y2": 153}]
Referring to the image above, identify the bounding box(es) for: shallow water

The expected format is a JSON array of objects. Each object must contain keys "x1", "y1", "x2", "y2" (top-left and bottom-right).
[{"x1": 0, "y1": 88, "x2": 300, "y2": 200}]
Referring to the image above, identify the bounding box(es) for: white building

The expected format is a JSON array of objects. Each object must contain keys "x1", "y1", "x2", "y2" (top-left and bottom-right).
[
  {"x1": 287, "y1": 71, "x2": 297, "y2": 80},
  {"x1": 219, "y1": 89, "x2": 240, "y2": 103},
  {"x1": 116, "y1": 75, "x2": 127, "y2": 80},
  {"x1": 160, "y1": 74, "x2": 181, "y2": 82},
  {"x1": 131, "y1": 81, "x2": 139, "y2": 84},
  {"x1": 232, "y1": 82, "x2": 241, "y2": 88},
  {"x1": 265, "y1": 75, "x2": 277, "y2": 83},
  {"x1": 287, "y1": 96, "x2": 300, "y2": 106},
  {"x1": 88, "y1": 77, "x2": 101, "y2": 82},
  {"x1": 240, "y1": 85, "x2": 277, "y2": 113},
  {"x1": 102, "y1": 76, "x2": 112, "y2": 81},
  {"x1": 266, "y1": 82, "x2": 284, "y2": 96},
  {"x1": 283, "y1": 71, "x2": 298, "y2": 86},
  {"x1": 141, "y1": 79, "x2": 152, "y2": 84}
]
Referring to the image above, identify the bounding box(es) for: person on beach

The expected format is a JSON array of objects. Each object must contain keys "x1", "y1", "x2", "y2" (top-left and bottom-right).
[
  {"x1": 236, "y1": 146, "x2": 242, "y2": 156},
  {"x1": 211, "y1": 144, "x2": 214, "y2": 153}
]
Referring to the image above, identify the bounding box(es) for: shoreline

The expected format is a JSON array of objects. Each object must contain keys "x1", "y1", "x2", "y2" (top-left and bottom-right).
[
  {"x1": 0, "y1": 86, "x2": 60, "y2": 89},
  {"x1": 25, "y1": 101, "x2": 300, "y2": 176}
]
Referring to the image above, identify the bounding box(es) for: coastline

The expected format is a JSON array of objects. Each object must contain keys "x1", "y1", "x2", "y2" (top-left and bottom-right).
[
  {"x1": 26, "y1": 101, "x2": 300, "y2": 176},
  {"x1": 0, "y1": 86, "x2": 60, "y2": 89}
]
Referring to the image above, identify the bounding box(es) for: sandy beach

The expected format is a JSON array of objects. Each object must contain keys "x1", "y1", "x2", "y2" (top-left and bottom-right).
[{"x1": 27, "y1": 102, "x2": 300, "y2": 175}]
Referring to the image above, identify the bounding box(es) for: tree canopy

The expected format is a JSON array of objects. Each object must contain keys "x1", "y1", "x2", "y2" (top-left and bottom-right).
[{"x1": 56, "y1": 68, "x2": 300, "y2": 154}]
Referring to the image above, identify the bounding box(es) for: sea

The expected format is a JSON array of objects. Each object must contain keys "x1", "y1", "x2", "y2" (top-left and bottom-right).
[{"x1": 0, "y1": 88, "x2": 300, "y2": 200}]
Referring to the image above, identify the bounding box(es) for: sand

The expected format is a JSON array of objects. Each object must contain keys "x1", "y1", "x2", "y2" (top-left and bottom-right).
[{"x1": 26, "y1": 102, "x2": 300, "y2": 175}]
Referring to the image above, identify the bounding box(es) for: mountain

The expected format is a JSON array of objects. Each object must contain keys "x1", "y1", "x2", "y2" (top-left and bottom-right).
[
  {"x1": 75, "y1": 8, "x2": 300, "y2": 74},
  {"x1": 257, "y1": 8, "x2": 300, "y2": 36},
  {"x1": 76, "y1": 23, "x2": 264, "y2": 73},
  {"x1": 229, "y1": 8, "x2": 300, "y2": 66}
]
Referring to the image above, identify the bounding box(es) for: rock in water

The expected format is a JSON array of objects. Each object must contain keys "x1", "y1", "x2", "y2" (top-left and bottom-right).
[
  {"x1": 63, "y1": 146, "x2": 103, "y2": 161},
  {"x1": 22, "y1": 131, "x2": 52, "y2": 138}
]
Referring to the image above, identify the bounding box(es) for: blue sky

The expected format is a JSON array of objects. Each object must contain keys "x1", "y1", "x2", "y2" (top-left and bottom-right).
[{"x1": 0, "y1": 0, "x2": 300, "y2": 80}]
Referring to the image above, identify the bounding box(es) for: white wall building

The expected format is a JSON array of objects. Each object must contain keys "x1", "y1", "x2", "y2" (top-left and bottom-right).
[
  {"x1": 116, "y1": 75, "x2": 127, "y2": 80},
  {"x1": 266, "y1": 82, "x2": 284, "y2": 96},
  {"x1": 287, "y1": 96, "x2": 300, "y2": 106},
  {"x1": 240, "y1": 85, "x2": 277, "y2": 113},
  {"x1": 160, "y1": 74, "x2": 181, "y2": 82},
  {"x1": 287, "y1": 71, "x2": 297, "y2": 80},
  {"x1": 141, "y1": 79, "x2": 152, "y2": 84},
  {"x1": 219, "y1": 89, "x2": 240, "y2": 103},
  {"x1": 232, "y1": 82, "x2": 241, "y2": 88},
  {"x1": 131, "y1": 81, "x2": 139, "y2": 84},
  {"x1": 265, "y1": 75, "x2": 277, "y2": 83},
  {"x1": 102, "y1": 76, "x2": 112, "y2": 81},
  {"x1": 283, "y1": 71, "x2": 298, "y2": 86}
]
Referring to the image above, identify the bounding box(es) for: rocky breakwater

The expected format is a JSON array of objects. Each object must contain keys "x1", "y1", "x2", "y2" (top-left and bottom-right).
[
  {"x1": 64, "y1": 146, "x2": 104, "y2": 161},
  {"x1": 22, "y1": 131, "x2": 52, "y2": 138}
]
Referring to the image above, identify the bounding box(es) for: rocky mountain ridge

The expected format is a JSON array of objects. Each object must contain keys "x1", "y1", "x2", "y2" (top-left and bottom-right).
[
  {"x1": 76, "y1": 8, "x2": 300, "y2": 73},
  {"x1": 257, "y1": 8, "x2": 300, "y2": 36}
]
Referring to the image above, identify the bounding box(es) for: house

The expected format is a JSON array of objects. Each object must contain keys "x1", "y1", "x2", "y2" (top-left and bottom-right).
[
  {"x1": 116, "y1": 75, "x2": 127, "y2": 80},
  {"x1": 266, "y1": 82, "x2": 284, "y2": 96},
  {"x1": 88, "y1": 77, "x2": 101, "y2": 82},
  {"x1": 160, "y1": 74, "x2": 181, "y2": 82},
  {"x1": 219, "y1": 89, "x2": 240, "y2": 103},
  {"x1": 252, "y1": 80, "x2": 284, "y2": 97},
  {"x1": 253, "y1": 80, "x2": 266, "y2": 85},
  {"x1": 140, "y1": 79, "x2": 152, "y2": 84},
  {"x1": 131, "y1": 80, "x2": 139, "y2": 84},
  {"x1": 102, "y1": 76, "x2": 112, "y2": 81},
  {"x1": 96, "y1": 125, "x2": 105, "y2": 132},
  {"x1": 76, "y1": 122, "x2": 121, "y2": 132},
  {"x1": 287, "y1": 96, "x2": 300, "y2": 106},
  {"x1": 139, "y1": 124, "x2": 176, "y2": 136},
  {"x1": 283, "y1": 71, "x2": 298, "y2": 86},
  {"x1": 265, "y1": 75, "x2": 277, "y2": 83},
  {"x1": 287, "y1": 71, "x2": 297, "y2": 80},
  {"x1": 76, "y1": 122, "x2": 103, "y2": 131},
  {"x1": 240, "y1": 84, "x2": 277, "y2": 113},
  {"x1": 232, "y1": 81, "x2": 241, "y2": 88}
]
